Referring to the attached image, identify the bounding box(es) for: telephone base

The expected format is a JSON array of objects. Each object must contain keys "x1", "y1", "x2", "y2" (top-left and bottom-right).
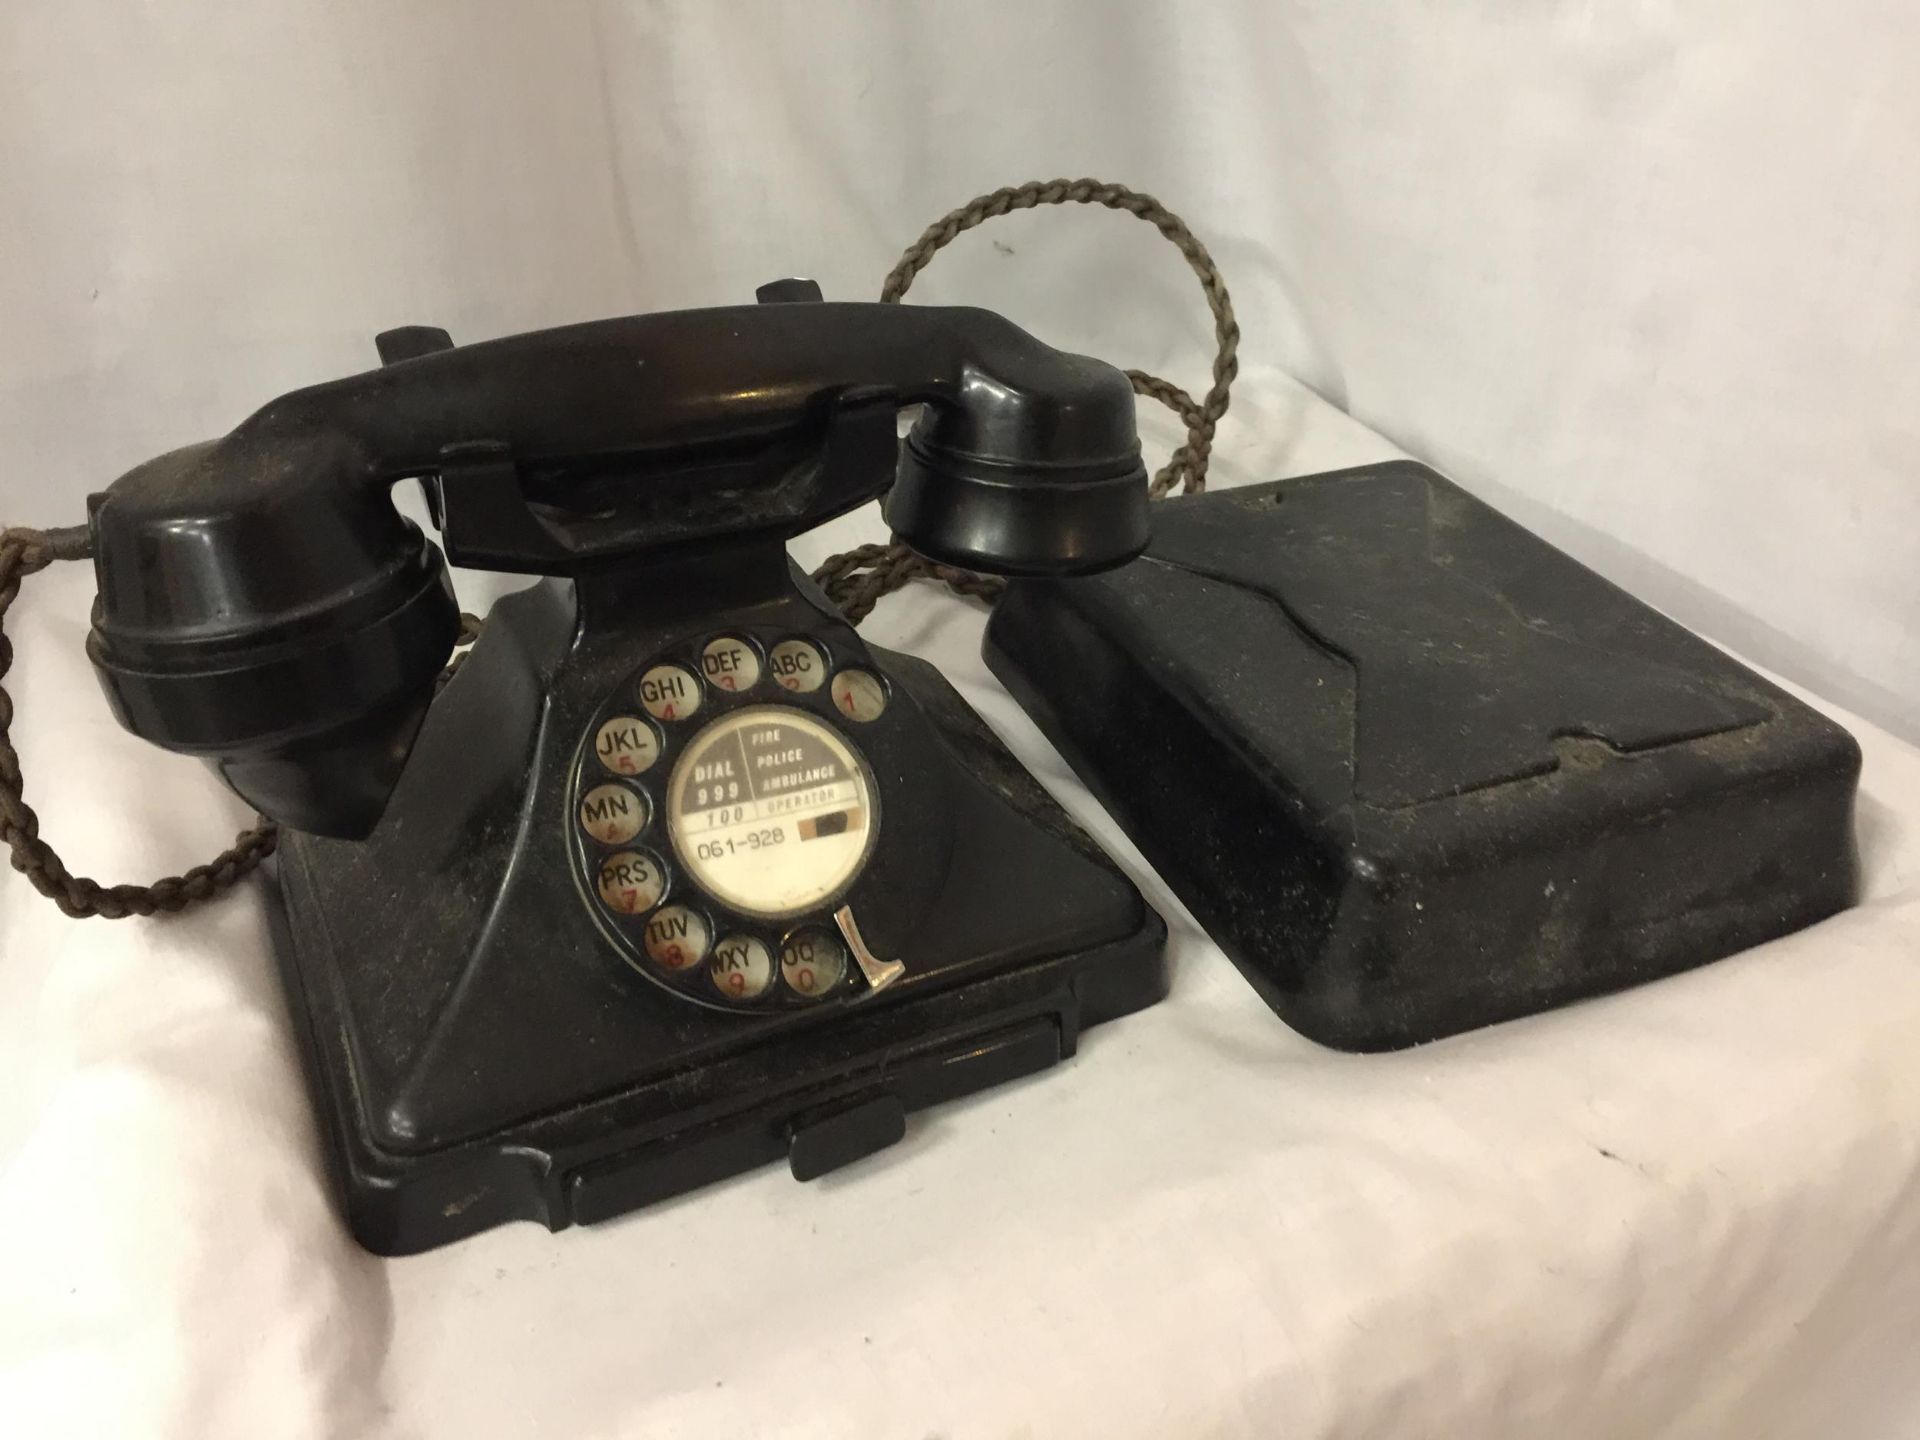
[
  {"x1": 269, "y1": 883, "x2": 1159, "y2": 1252},
  {"x1": 265, "y1": 576, "x2": 1167, "y2": 1255}
]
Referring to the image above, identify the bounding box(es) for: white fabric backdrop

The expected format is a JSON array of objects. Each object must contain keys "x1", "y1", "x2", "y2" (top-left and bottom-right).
[
  {"x1": 3, "y1": 0, "x2": 1915, "y2": 733},
  {"x1": 4, "y1": 3, "x2": 1920, "y2": 1436}
]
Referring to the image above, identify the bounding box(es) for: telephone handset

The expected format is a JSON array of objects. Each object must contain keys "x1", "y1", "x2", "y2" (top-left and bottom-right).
[
  {"x1": 62, "y1": 285, "x2": 1167, "y2": 1252},
  {"x1": 86, "y1": 296, "x2": 1149, "y2": 840}
]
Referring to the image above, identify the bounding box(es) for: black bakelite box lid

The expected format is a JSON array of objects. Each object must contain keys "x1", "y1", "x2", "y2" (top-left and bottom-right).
[{"x1": 985, "y1": 461, "x2": 1862, "y2": 1051}]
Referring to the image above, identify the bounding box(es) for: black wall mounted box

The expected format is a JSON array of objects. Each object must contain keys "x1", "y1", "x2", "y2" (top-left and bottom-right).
[{"x1": 984, "y1": 461, "x2": 1861, "y2": 1051}]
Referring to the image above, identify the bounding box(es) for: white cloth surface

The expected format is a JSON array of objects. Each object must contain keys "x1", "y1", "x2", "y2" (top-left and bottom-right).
[{"x1": 3, "y1": 375, "x2": 1919, "y2": 1439}]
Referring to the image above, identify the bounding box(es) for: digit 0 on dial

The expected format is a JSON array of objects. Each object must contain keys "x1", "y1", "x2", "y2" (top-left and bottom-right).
[
  {"x1": 665, "y1": 706, "x2": 877, "y2": 919},
  {"x1": 780, "y1": 930, "x2": 848, "y2": 999}
]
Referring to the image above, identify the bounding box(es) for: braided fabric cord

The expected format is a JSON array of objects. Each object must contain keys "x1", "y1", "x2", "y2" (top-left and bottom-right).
[
  {"x1": 812, "y1": 177, "x2": 1239, "y2": 622},
  {"x1": 1, "y1": 177, "x2": 1231, "y2": 917},
  {"x1": 0, "y1": 524, "x2": 482, "y2": 919},
  {"x1": 0, "y1": 526, "x2": 279, "y2": 917}
]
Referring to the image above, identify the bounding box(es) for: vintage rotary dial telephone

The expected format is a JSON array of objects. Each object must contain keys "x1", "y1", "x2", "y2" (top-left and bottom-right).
[
  {"x1": 90, "y1": 289, "x2": 1167, "y2": 1251},
  {"x1": 12, "y1": 284, "x2": 1177, "y2": 1254},
  {"x1": 1, "y1": 180, "x2": 1243, "y2": 1257}
]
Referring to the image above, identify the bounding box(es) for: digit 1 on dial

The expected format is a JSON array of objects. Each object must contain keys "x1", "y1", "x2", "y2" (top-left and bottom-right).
[{"x1": 830, "y1": 669, "x2": 887, "y2": 722}]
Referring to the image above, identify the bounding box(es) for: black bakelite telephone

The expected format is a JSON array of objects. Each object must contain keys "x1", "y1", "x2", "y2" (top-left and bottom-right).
[
  {"x1": 1, "y1": 181, "x2": 1863, "y2": 1256},
  {"x1": 70, "y1": 289, "x2": 1172, "y2": 1253}
]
